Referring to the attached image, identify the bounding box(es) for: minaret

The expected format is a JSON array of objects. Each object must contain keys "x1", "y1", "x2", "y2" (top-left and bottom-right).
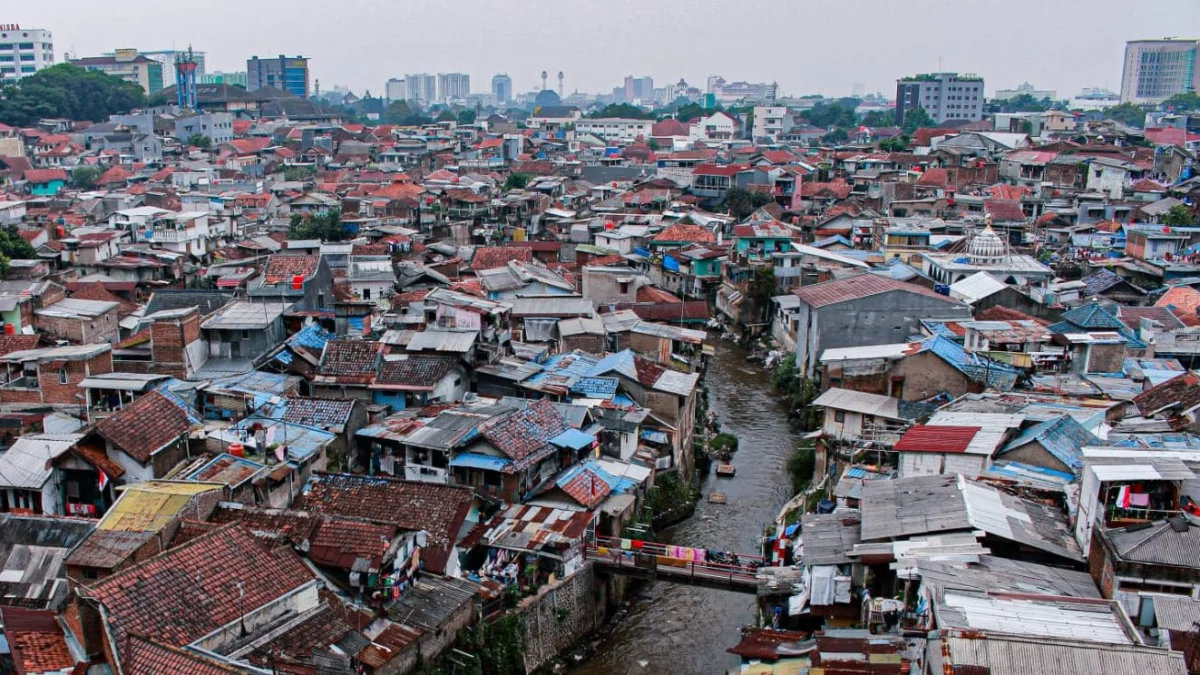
[
  {"x1": 541, "y1": 70, "x2": 548, "y2": 91},
  {"x1": 557, "y1": 71, "x2": 564, "y2": 98}
]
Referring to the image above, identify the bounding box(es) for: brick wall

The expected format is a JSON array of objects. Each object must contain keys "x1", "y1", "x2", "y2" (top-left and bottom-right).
[
  {"x1": 35, "y1": 309, "x2": 119, "y2": 345},
  {"x1": 37, "y1": 352, "x2": 113, "y2": 405},
  {"x1": 149, "y1": 310, "x2": 202, "y2": 378}
]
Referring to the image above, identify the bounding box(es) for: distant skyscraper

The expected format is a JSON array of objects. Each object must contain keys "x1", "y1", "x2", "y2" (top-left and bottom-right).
[
  {"x1": 1121, "y1": 39, "x2": 1200, "y2": 104},
  {"x1": 405, "y1": 73, "x2": 437, "y2": 104},
  {"x1": 200, "y1": 71, "x2": 247, "y2": 87},
  {"x1": 894, "y1": 72, "x2": 985, "y2": 125},
  {"x1": 247, "y1": 55, "x2": 309, "y2": 97},
  {"x1": 0, "y1": 25, "x2": 54, "y2": 83},
  {"x1": 492, "y1": 73, "x2": 513, "y2": 104},
  {"x1": 386, "y1": 77, "x2": 406, "y2": 102},
  {"x1": 623, "y1": 75, "x2": 654, "y2": 103},
  {"x1": 130, "y1": 49, "x2": 207, "y2": 79},
  {"x1": 437, "y1": 72, "x2": 470, "y2": 102}
]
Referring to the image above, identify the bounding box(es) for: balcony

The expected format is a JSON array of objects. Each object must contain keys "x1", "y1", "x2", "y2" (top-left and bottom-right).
[{"x1": 404, "y1": 464, "x2": 449, "y2": 484}]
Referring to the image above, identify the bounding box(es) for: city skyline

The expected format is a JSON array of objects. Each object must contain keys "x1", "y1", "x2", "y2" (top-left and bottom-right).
[{"x1": 12, "y1": 0, "x2": 1198, "y2": 100}]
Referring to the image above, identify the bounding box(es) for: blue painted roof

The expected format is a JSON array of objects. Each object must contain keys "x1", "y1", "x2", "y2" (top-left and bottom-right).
[
  {"x1": 557, "y1": 459, "x2": 641, "y2": 495},
  {"x1": 587, "y1": 349, "x2": 638, "y2": 380},
  {"x1": 999, "y1": 415, "x2": 1096, "y2": 472},
  {"x1": 524, "y1": 351, "x2": 600, "y2": 387},
  {"x1": 921, "y1": 335, "x2": 1019, "y2": 390},
  {"x1": 985, "y1": 460, "x2": 1075, "y2": 487},
  {"x1": 450, "y1": 452, "x2": 514, "y2": 471},
  {"x1": 811, "y1": 235, "x2": 853, "y2": 249},
  {"x1": 569, "y1": 376, "x2": 619, "y2": 400},
  {"x1": 550, "y1": 428, "x2": 596, "y2": 451},
  {"x1": 230, "y1": 415, "x2": 335, "y2": 463}
]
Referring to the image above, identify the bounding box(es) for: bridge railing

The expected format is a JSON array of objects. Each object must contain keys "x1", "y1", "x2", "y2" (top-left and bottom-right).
[{"x1": 585, "y1": 536, "x2": 764, "y2": 587}]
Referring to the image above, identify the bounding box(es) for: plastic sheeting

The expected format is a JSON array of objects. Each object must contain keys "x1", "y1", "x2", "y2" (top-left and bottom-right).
[{"x1": 810, "y1": 565, "x2": 837, "y2": 606}]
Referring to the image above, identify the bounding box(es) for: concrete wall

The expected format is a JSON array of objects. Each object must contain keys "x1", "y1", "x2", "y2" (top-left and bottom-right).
[
  {"x1": 824, "y1": 351, "x2": 974, "y2": 401},
  {"x1": 518, "y1": 564, "x2": 600, "y2": 675},
  {"x1": 797, "y1": 290, "x2": 971, "y2": 377},
  {"x1": 998, "y1": 441, "x2": 1071, "y2": 474},
  {"x1": 36, "y1": 308, "x2": 119, "y2": 345}
]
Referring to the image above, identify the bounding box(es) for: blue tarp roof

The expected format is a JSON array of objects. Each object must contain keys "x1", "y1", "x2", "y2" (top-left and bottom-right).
[
  {"x1": 450, "y1": 452, "x2": 513, "y2": 471},
  {"x1": 921, "y1": 335, "x2": 1019, "y2": 390},
  {"x1": 550, "y1": 428, "x2": 596, "y2": 451},
  {"x1": 569, "y1": 376, "x2": 619, "y2": 400}
]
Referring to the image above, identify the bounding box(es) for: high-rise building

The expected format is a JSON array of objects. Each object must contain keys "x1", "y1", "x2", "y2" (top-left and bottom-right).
[
  {"x1": 119, "y1": 49, "x2": 207, "y2": 79},
  {"x1": 386, "y1": 77, "x2": 406, "y2": 102},
  {"x1": 1120, "y1": 38, "x2": 1200, "y2": 104},
  {"x1": 0, "y1": 25, "x2": 54, "y2": 83},
  {"x1": 894, "y1": 72, "x2": 985, "y2": 125},
  {"x1": 492, "y1": 73, "x2": 513, "y2": 104},
  {"x1": 247, "y1": 55, "x2": 309, "y2": 97},
  {"x1": 405, "y1": 73, "x2": 437, "y2": 105},
  {"x1": 71, "y1": 49, "x2": 164, "y2": 94},
  {"x1": 438, "y1": 72, "x2": 470, "y2": 102},
  {"x1": 623, "y1": 75, "x2": 654, "y2": 103}
]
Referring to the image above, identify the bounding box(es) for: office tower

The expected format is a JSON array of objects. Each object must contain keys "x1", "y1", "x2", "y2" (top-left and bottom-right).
[
  {"x1": 1120, "y1": 38, "x2": 1200, "y2": 104},
  {"x1": 894, "y1": 72, "x2": 985, "y2": 125},
  {"x1": 247, "y1": 55, "x2": 310, "y2": 97}
]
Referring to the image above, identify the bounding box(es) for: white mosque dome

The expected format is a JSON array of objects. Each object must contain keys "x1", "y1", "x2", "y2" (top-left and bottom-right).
[{"x1": 969, "y1": 225, "x2": 1007, "y2": 265}]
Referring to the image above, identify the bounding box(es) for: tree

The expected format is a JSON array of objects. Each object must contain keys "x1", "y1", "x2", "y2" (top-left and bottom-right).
[
  {"x1": 1164, "y1": 205, "x2": 1199, "y2": 227},
  {"x1": 672, "y1": 102, "x2": 717, "y2": 121},
  {"x1": 861, "y1": 109, "x2": 894, "y2": 127},
  {"x1": 0, "y1": 64, "x2": 145, "y2": 127},
  {"x1": 186, "y1": 134, "x2": 212, "y2": 150},
  {"x1": 288, "y1": 210, "x2": 348, "y2": 242},
  {"x1": 721, "y1": 187, "x2": 773, "y2": 220},
  {"x1": 0, "y1": 227, "x2": 36, "y2": 278},
  {"x1": 647, "y1": 138, "x2": 661, "y2": 151},
  {"x1": 71, "y1": 166, "x2": 101, "y2": 189},
  {"x1": 801, "y1": 102, "x2": 857, "y2": 129},
  {"x1": 1104, "y1": 102, "x2": 1147, "y2": 128},
  {"x1": 878, "y1": 134, "x2": 910, "y2": 152},
  {"x1": 436, "y1": 110, "x2": 456, "y2": 123},
  {"x1": 900, "y1": 107, "x2": 934, "y2": 133},
  {"x1": 997, "y1": 93, "x2": 1051, "y2": 113},
  {"x1": 504, "y1": 172, "x2": 532, "y2": 191},
  {"x1": 456, "y1": 109, "x2": 476, "y2": 125},
  {"x1": 821, "y1": 128, "x2": 849, "y2": 145},
  {"x1": 283, "y1": 165, "x2": 317, "y2": 182},
  {"x1": 586, "y1": 103, "x2": 652, "y2": 119},
  {"x1": 1163, "y1": 92, "x2": 1200, "y2": 112}
]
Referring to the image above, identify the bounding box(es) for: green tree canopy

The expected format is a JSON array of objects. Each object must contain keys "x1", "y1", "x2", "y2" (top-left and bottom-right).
[
  {"x1": 1163, "y1": 205, "x2": 1199, "y2": 227},
  {"x1": 0, "y1": 64, "x2": 146, "y2": 127},
  {"x1": 1103, "y1": 102, "x2": 1147, "y2": 128},
  {"x1": 822, "y1": 128, "x2": 850, "y2": 145},
  {"x1": 901, "y1": 107, "x2": 934, "y2": 133},
  {"x1": 879, "y1": 134, "x2": 910, "y2": 152},
  {"x1": 587, "y1": 103, "x2": 653, "y2": 119},
  {"x1": 721, "y1": 187, "x2": 773, "y2": 220},
  {"x1": 456, "y1": 109, "x2": 476, "y2": 125},
  {"x1": 504, "y1": 172, "x2": 532, "y2": 191},
  {"x1": 670, "y1": 102, "x2": 718, "y2": 121},
  {"x1": 1163, "y1": 92, "x2": 1200, "y2": 112},
  {"x1": 996, "y1": 93, "x2": 1052, "y2": 113},
  {"x1": 71, "y1": 166, "x2": 101, "y2": 189},
  {"x1": 0, "y1": 227, "x2": 36, "y2": 278},
  {"x1": 861, "y1": 109, "x2": 894, "y2": 127},
  {"x1": 436, "y1": 110, "x2": 456, "y2": 122},
  {"x1": 186, "y1": 134, "x2": 212, "y2": 150},
  {"x1": 383, "y1": 100, "x2": 411, "y2": 124},
  {"x1": 801, "y1": 102, "x2": 857, "y2": 129},
  {"x1": 288, "y1": 210, "x2": 348, "y2": 242}
]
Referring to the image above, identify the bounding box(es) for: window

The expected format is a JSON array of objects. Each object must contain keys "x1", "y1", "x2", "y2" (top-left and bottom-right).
[
  {"x1": 834, "y1": 410, "x2": 846, "y2": 423},
  {"x1": 58, "y1": 367, "x2": 68, "y2": 384},
  {"x1": 17, "y1": 43, "x2": 32, "y2": 50},
  {"x1": 362, "y1": 287, "x2": 371, "y2": 300},
  {"x1": 19, "y1": 54, "x2": 32, "y2": 61}
]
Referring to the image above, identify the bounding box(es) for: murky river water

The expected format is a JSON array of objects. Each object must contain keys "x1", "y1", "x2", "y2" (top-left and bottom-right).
[{"x1": 571, "y1": 339, "x2": 797, "y2": 675}]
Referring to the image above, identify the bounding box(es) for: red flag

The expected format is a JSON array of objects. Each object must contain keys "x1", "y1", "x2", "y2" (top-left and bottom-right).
[{"x1": 97, "y1": 469, "x2": 109, "y2": 491}]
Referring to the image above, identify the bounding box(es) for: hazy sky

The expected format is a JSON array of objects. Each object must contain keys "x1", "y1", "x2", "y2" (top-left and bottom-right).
[{"x1": 15, "y1": 0, "x2": 1200, "y2": 99}]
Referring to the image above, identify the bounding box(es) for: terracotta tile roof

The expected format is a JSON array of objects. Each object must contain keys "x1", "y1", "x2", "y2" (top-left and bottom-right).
[
  {"x1": 915, "y1": 168, "x2": 949, "y2": 187},
  {"x1": 229, "y1": 138, "x2": 272, "y2": 155},
  {"x1": 3, "y1": 607, "x2": 76, "y2": 675},
  {"x1": 83, "y1": 525, "x2": 315, "y2": 653},
  {"x1": 1134, "y1": 372, "x2": 1200, "y2": 420},
  {"x1": 984, "y1": 198, "x2": 1027, "y2": 222},
  {"x1": 559, "y1": 467, "x2": 612, "y2": 508},
  {"x1": 281, "y1": 397, "x2": 356, "y2": 428},
  {"x1": 294, "y1": 473, "x2": 473, "y2": 574},
  {"x1": 97, "y1": 165, "x2": 132, "y2": 185},
  {"x1": 800, "y1": 179, "x2": 852, "y2": 199},
  {"x1": 793, "y1": 273, "x2": 960, "y2": 309},
  {"x1": 615, "y1": 300, "x2": 709, "y2": 323},
  {"x1": 262, "y1": 254, "x2": 319, "y2": 284},
  {"x1": 1118, "y1": 306, "x2": 1184, "y2": 331},
  {"x1": 374, "y1": 355, "x2": 459, "y2": 390},
  {"x1": 125, "y1": 634, "x2": 243, "y2": 674},
  {"x1": 652, "y1": 223, "x2": 716, "y2": 244},
  {"x1": 69, "y1": 281, "x2": 137, "y2": 317},
  {"x1": 1156, "y1": 286, "x2": 1200, "y2": 314},
  {"x1": 96, "y1": 390, "x2": 198, "y2": 464},
  {"x1": 482, "y1": 399, "x2": 567, "y2": 464},
  {"x1": 308, "y1": 518, "x2": 397, "y2": 571},
  {"x1": 636, "y1": 286, "x2": 682, "y2": 304},
  {"x1": 22, "y1": 169, "x2": 67, "y2": 184},
  {"x1": 208, "y1": 505, "x2": 321, "y2": 545},
  {"x1": 318, "y1": 340, "x2": 382, "y2": 381},
  {"x1": 471, "y1": 246, "x2": 532, "y2": 271}
]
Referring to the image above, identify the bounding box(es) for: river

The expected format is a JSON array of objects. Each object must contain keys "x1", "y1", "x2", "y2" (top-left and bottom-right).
[{"x1": 571, "y1": 338, "x2": 797, "y2": 675}]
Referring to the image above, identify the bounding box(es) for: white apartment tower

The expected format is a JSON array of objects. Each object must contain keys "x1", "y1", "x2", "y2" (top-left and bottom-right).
[{"x1": 0, "y1": 25, "x2": 53, "y2": 83}]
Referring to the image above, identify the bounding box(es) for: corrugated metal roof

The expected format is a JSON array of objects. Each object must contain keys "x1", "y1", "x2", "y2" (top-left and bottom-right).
[
  {"x1": 941, "y1": 632, "x2": 1187, "y2": 675},
  {"x1": 937, "y1": 590, "x2": 1131, "y2": 643},
  {"x1": 0, "y1": 435, "x2": 81, "y2": 489},
  {"x1": 894, "y1": 425, "x2": 980, "y2": 454},
  {"x1": 811, "y1": 388, "x2": 902, "y2": 419},
  {"x1": 792, "y1": 273, "x2": 959, "y2": 309}
]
